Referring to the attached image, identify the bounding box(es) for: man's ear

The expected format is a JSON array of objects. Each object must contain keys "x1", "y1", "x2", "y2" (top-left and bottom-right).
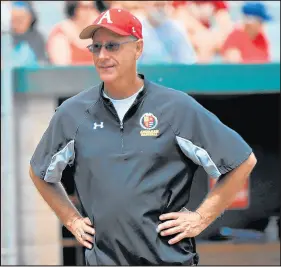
[{"x1": 135, "y1": 39, "x2": 144, "y2": 60}]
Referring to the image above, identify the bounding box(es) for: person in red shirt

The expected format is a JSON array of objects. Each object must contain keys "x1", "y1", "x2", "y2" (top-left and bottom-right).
[
  {"x1": 47, "y1": 1, "x2": 100, "y2": 66},
  {"x1": 173, "y1": 1, "x2": 229, "y2": 29},
  {"x1": 221, "y1": 2, "x2": 272, "y2": 63},
  {"x1": 171, "y1": 1, "x2": 233, "y2": 62}
]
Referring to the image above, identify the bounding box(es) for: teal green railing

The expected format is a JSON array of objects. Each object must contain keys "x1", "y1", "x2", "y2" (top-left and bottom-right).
[{"x1": 13, "y1": 63, "x2": 280, "y2": 96}]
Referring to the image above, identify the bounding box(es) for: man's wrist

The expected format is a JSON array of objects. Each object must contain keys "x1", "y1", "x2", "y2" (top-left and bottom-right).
[
  {"x1": 195, "y1": 209, "x2": 210, "y2": 228},
  {"x1": 66, "y1": 214, "x2": 83, "y2": 230},
  {"x1": 194, "y1": 210, "x2": 204, "y2": 220}
]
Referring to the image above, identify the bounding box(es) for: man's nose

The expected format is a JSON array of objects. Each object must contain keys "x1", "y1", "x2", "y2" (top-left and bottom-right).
[{"x1": 98, "y1": 46, "x2": 109, "y2": 59}]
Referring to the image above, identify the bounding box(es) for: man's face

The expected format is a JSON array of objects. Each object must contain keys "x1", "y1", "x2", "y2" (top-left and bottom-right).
[{"x1": 91, "y1": 28, "x2": 143, "y2": 83}]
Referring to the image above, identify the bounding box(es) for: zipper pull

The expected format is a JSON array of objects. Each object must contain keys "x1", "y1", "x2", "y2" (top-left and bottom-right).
[{"x1": 120, "y1": 121, "x2": 124, "y2": 130}]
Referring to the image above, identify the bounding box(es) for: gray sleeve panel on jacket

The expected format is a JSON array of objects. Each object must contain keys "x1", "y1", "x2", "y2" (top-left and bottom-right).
[
  {"x1": 44, "y1": 140, "x2": 75, "y2": 183},
  {"x1": 30, "y1": 106, "x2": 76, "y2": 183},
  {"x1": 176, "y1": 94, "x2": 252, "y2": 177},
  {"x1": 176, "y1": 136, "x2": 221, "y2": 178}
]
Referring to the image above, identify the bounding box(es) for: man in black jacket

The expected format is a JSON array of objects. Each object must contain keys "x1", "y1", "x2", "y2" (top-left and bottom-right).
[{"x1": 29, "y1": 8, "x2": 257, "y2": 266}]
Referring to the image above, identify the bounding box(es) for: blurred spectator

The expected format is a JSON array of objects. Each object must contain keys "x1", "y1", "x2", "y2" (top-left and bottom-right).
[
  {"x1": 110, "y1": 1, "x2": 197, "y2": 64},
  {"x1": 10, "y1": 1, "x2": 48, "y2": 67},
  {"x1": 95, "y1": 0, "x2": 110, "y2": 13},
  {"x1": 47, "y1": 1, "x2": 100, "y2": 65},
  {"x1": 221, "y1": 2, "x2": 272, "y2": 63},
  {"x1": 171, "y1": 1, "x2": 233, "y2": 63}
]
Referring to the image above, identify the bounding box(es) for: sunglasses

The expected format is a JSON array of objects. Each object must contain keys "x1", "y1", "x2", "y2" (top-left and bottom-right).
[{"x1": 87, "y1": 40, "x2": 137, "y2": 54}]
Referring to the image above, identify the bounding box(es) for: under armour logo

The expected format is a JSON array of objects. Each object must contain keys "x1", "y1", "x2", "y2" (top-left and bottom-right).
[{"x1": 93, "y1": 122, "x2": 104, "y2": 130}]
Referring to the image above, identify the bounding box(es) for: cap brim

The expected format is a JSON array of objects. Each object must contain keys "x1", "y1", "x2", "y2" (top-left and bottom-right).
[
  {"x1": 79, "y1": 24, "x2": 131, "y2": 39},
  {"x1": 263, "y1": 14, "x2": 272, "y2": 22}
]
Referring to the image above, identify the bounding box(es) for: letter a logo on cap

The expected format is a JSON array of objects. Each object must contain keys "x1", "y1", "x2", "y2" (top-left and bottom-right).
[{"x1": 97, "y1": 10, "x2": 113, "y2": 24}]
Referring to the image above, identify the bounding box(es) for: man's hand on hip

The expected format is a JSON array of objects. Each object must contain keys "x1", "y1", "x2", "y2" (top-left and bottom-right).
[
  {"x1": 68, "y1": 217, "x2": 96, "y2": 249},
  {"x1": 157, "y1": 210, "x2": 205, "y2": 245}
]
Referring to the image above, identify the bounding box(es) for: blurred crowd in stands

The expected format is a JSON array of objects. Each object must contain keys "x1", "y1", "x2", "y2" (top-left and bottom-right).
[{"x1": 1, "y1": 1, "x2": 280, "y2": 67}]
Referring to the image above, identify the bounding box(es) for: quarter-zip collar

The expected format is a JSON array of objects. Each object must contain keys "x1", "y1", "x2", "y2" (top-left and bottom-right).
[
  {"x1": 99, "y1": 73, "x2": 148, "y2": 105},
  {"x1": 99, "y1": 74, "x2": 149, "y2": 123}
]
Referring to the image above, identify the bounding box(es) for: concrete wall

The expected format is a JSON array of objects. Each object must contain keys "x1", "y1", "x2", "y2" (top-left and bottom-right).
[{"x1": 15, "y1": 95, "x2": 62, "y2": 265}]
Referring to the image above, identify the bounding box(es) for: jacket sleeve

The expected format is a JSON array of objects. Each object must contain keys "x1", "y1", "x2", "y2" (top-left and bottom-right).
[
  {"x1": 30, "y1": 107, "x2": 76, "y2": 183},
  {"x1": 175, "y1": 95, "x2": 252, "y2": 178}
]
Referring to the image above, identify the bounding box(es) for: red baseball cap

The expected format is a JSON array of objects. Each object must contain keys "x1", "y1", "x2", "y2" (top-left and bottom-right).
[{"x1": 79, "y1": 8, "x2": 143, "y2": 40}]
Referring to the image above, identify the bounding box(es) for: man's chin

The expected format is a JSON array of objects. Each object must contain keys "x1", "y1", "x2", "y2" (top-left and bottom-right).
[{"x1": 99, "y1": 72, "x2": 118, "y2": 83}]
